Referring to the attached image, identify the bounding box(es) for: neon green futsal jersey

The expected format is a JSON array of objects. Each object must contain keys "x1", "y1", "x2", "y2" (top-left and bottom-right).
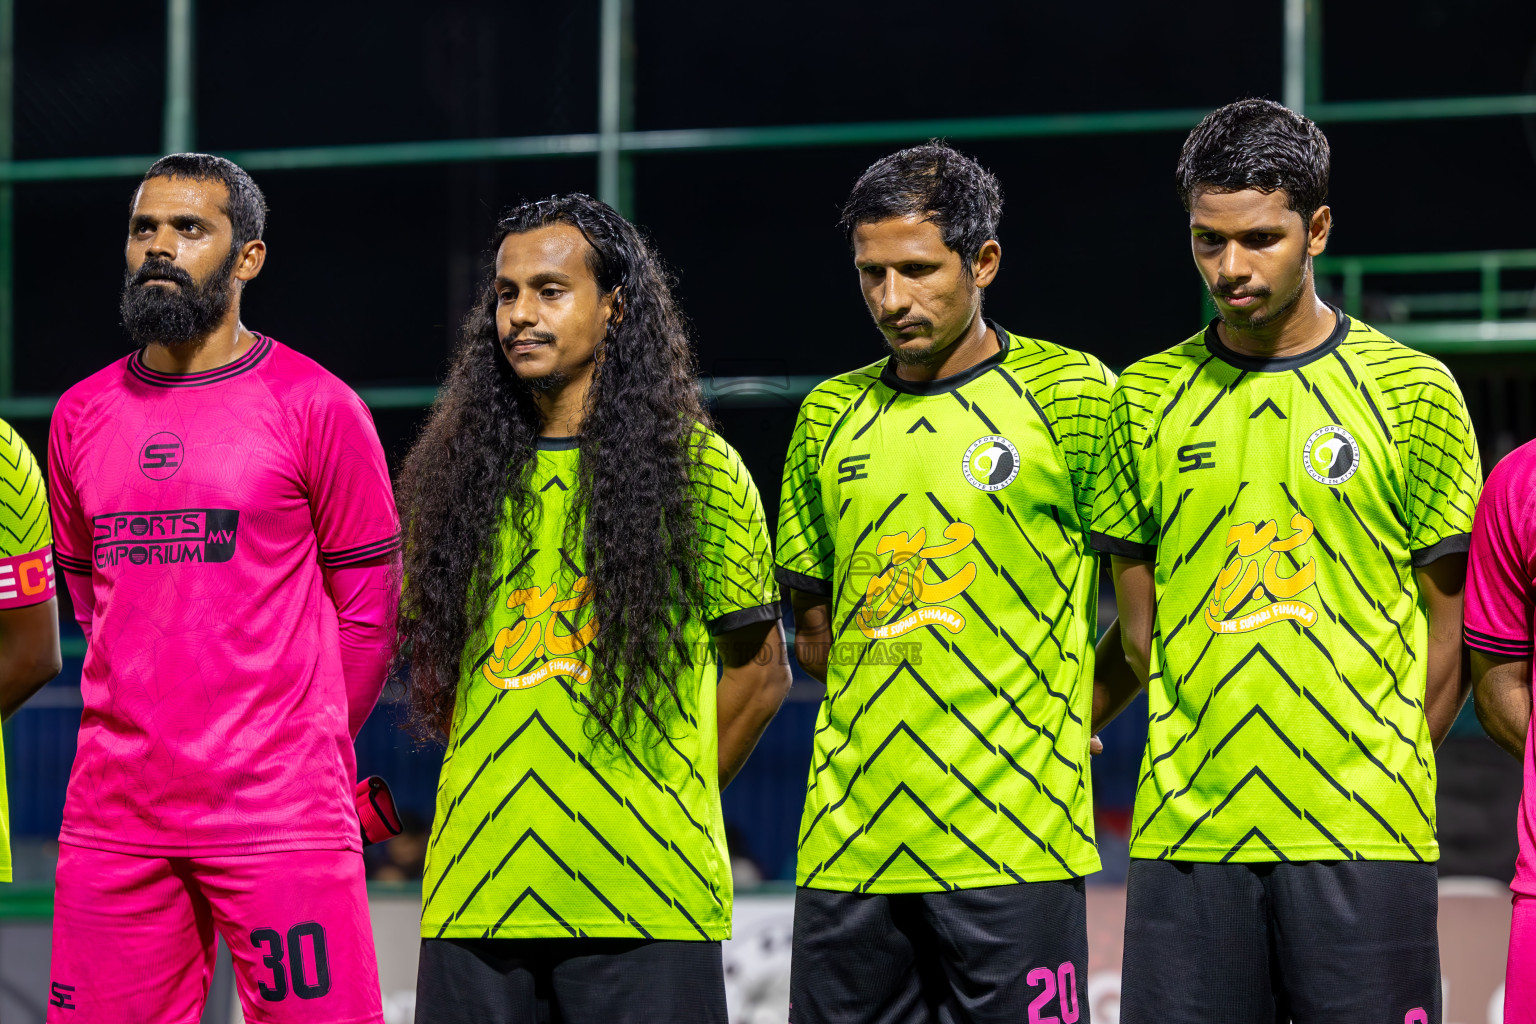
[
  {"x1": 776, "y1": 323, "x2": 1112, "y2": 892},
  {"x1": 0, "y1": 418, "x2": 53, "y2": 884},
  {"x1": 421, "y1": 428, "x2": 778, "y2": 940},
  {"x1": 1090, "y1": 310, "x2": 1481, "y2": 863}
]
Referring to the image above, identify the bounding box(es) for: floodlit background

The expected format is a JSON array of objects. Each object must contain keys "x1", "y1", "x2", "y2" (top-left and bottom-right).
[{"x1": 1, "y1": 1, "x2": 1535, "y2": 1021}]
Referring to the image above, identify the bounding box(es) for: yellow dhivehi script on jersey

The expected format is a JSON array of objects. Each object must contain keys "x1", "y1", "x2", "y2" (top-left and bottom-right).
[
  {"x1": 855, "y1": 522, "x2": 977, "y2": 640},
  {"x1": 481, "y1": 576, "x2": 598, "y2": 690},
  {"x1": 1205, "y1": 513, "x2": 1319, "y2": 635}
]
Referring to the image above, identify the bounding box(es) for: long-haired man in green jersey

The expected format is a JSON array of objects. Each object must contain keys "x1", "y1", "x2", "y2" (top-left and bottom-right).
[
  {"x1": 777, "y1": 142, "x2": 1128, "y2": 1023},
  {"x1": 395, "y1": 194, "x2": 791, "y2": 1024},
  {"x1": 1091, "y1": 99, "x2": 1480, "y2": 1023}
]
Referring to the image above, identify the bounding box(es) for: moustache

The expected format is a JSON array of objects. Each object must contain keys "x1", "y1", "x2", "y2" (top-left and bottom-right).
[
  {"x1": 132, "y1": 259, "x2": 196, "y2": 289},
  {"x1": 504, "y1": 330, "x2": 559, "y2": 346},
  {"x1": 1211, "y1": 285, "x2": 1270, "y2": 300}
]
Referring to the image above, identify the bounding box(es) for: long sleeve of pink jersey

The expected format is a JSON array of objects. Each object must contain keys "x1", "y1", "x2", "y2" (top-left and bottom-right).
[
  {"x1": 324, "y1": 557, "x2": 400, "y2": 738},
  {"x1": 301, "y1": 384, "x2": 400, "y2": 571},
  {"x1": 1465, "y1": 448, "x2": 1536, "y2": 659},
  {"x1": 298, "y1": 381, "x2": 400, "y2": 736}
]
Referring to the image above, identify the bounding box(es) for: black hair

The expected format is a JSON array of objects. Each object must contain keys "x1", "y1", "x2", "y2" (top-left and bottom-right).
[
  {"x1": 138, "y1": 153, "x2": 268, "y2": 249},
  {"x1": 1176, "y1": 99, "x2": 1331, "y2": 221},
  {"x1": 839, "y1": 141, "x2": 1003, "y2": 268},
  {"x1": 395, "y1": 193, "x2": 711, "y2": 748}
]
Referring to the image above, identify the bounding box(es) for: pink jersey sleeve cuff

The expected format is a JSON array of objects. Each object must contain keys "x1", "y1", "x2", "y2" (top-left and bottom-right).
[
  {"x1": 1465, "y1": 625, "x2": 1533, "y2": 659},
  {"x1": 319, "y1": 532, "x2": 401, "y2": 569},
  {"x1": 0, "y1": 547, "x2": 56, "y2": 608},
  {"x1": 54, "y1": 548, "x2": 91, "y2": 575}
]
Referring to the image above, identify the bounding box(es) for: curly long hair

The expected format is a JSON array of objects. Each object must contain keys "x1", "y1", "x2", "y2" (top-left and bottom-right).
[{"x1": 395, "y1": 194, "x2": 710, "y2": 745}]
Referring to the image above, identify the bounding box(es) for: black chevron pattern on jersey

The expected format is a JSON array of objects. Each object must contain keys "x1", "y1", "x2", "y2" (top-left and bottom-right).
[
  {"x1": 693, "y1": 432, "x2": 777, "y2": 619},
  {"x1": 779, "y1": 329, "x2": 1112, "y2": 891},
  {"x1": 422, "y1": 427, "x2": 777, "y2": 940},
  {"x1": 1344, "y1": 331, "x2": 1481, "y2": 552},
  {"x1": 1132, "y1": 641, "x2": 1428, "y2": 863},
  {"x1": 0, "y1": 419, "x2": 50, "y2": 556},
  {"x1": 427, "y1": 702, "x2": 721, "y2": 940},
  {"x1": 1092, "y1": 313, "x2": 1479, "y2": 864}
]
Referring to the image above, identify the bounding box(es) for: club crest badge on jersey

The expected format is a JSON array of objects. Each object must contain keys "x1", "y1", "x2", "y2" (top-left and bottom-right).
[
  {"x1": 1303, "y1": 425, "x2": 1359, "y2": 486},
  {"x1": 962, "y1": 435, "x2": 1020, "y2": 491}
]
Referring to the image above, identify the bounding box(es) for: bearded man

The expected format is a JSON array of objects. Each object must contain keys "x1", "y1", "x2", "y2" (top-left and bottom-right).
[{"x1": 46, "y1": 154, "x2": 399, "y2": 1024}]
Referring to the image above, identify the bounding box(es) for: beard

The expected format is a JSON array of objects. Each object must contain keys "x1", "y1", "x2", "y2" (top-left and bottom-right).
[
  {"x1": 522, "y1": 366, "x2": 570, "y2": 393},
  {"x1": 879, "y1": 318, "x2": 947, "y2": 367},
  {"x1": 1211, "y1": 257, "x2": 1310, "y2": 332},
  {"x1": 502, "y1": 330, "x2": 570, "y2": 391},
  {"x1": 120, "y1": 248, "x2": 238, "y2": 348}
]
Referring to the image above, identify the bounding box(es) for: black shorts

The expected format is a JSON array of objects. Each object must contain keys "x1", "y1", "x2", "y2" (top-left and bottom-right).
[
  {"x1": 1120, "y1": 859, "x2": 1441, "y2": 1024},
  {"x1": 414, "y1": 936, "x2": 727, "y2": 1024},
  {"x1": 789, "y1": 880, "x2": 1089, "y2": 1024}
]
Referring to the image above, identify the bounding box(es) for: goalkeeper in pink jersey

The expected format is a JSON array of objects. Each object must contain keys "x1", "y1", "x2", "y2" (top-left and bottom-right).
[
  {"x1": 1467, "y1": 441, "x2": 1536, "y2": 1024},
  {"x1": 45, "y1": 154, "x2": 399, "y2": 1023}
]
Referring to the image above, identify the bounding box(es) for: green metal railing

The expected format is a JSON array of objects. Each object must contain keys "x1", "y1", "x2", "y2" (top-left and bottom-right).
[
  {"x1": 1317, "y1": 250, "x2": 1536, "y2": 354},
  {"x1": 1, "y1": 0, "x2": 1534, "y2": 414},
  {"x1": 0, "y1": 882, "x2": 52, "y2": 919}
]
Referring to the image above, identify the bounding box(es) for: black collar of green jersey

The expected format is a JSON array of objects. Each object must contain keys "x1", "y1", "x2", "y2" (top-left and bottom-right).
[
  {"x1": 1202, "y1": 303, "x2": 1348, "y2": 372},
  {"x1": 877, "y1": 319, "x2": 1011, "y2": 396},
  {"x1": 535, "y1": 435, "x2": 580, "y2": 451}
]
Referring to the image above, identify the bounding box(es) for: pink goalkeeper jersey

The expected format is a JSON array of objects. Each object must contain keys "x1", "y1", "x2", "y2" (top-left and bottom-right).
[
  {"x1": 48, "y1": 334, "x2": 399, "y2": 855},
  {"x1": 1466, "y1": 438, "x2": 1536, "y2": 897}
]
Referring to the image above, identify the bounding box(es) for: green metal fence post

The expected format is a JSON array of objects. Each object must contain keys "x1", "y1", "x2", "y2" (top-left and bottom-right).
[
  {"x1": 0, "y1": 0, "x2": 13, "y2": 399},
  {"x1": 163, "y1": 0, "x2": 195, "y2": 154},
  {"x1": 1305, "y1": 0, "x2": 1324, "y2": 105},
  {"x1": 598, "y1": 0, "x2": 635, "y2": 217},
  {"x1": 1284, "y1": 0, "x2": 1308, "y2": 113},
  {"x1": 1482, "y1": 253, "x2": 1501, "y2": 322},
  {"x1": 1342, "y1": 259, "x2": 1363, "y2": 316}
]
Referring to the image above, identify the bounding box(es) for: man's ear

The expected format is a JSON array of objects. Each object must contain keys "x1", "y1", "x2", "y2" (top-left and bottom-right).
[
  {"x1": 972, "y1": 239, "x2": 1002, "y2": 289},
  {"x1": 1307, "y1": 206, "x2": 1331, "y2": 258},
  {"x1": 234, "y1": 239, "x2": 266, "y2": 283}
]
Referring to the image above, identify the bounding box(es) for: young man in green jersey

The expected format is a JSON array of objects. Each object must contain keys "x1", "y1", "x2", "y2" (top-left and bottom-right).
[
  {"x1": 777, "y1": 142, "x2": 1119, "y2": 1023},
  {"x1": 395, "y1": 194, "x2": 791, "y2": 1024},
  {"x1": 1091, "y1": 99, "x2": 1479, "y2": 1023}
]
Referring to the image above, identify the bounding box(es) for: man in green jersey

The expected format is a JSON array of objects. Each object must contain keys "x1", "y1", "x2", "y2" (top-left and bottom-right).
[
  {"x1": 395, "y1": 194, "x2": 791, "y2": 1024},
  {"x1": 0, "y1": 418, "x2": 64, "y2": 883},
  {"x1": 777, "y1": 142, "x2": 1120, "y2": 1023},
  {"x1": 1091, "y1": 99, "x2": 1479, "y2": 1023}
]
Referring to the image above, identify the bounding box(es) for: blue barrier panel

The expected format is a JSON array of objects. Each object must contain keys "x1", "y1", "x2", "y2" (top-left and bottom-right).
[
  {"x1": 1087, "y1": 693, "x2": 1148, "y2": 810},
  {"x1": 1090, "y1": 691, "x2": 1149, "y2": 810},
  {"x1": 721, "y1": 698, "x2": 819, "y2": 881},
  {"x1": 354, "y1": 699, "x2": 445, "y2": 828},
  {"x1": 7, "y1": 705, "x2": 78, "y2": 837},
  {"x1": 6, "y1": 662, "x2": 85, "y2": 838}
]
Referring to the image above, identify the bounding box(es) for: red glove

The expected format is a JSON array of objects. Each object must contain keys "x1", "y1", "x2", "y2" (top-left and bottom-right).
[{"x1": 356, "y1": 776, "x2": 403, "y2": 847}]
